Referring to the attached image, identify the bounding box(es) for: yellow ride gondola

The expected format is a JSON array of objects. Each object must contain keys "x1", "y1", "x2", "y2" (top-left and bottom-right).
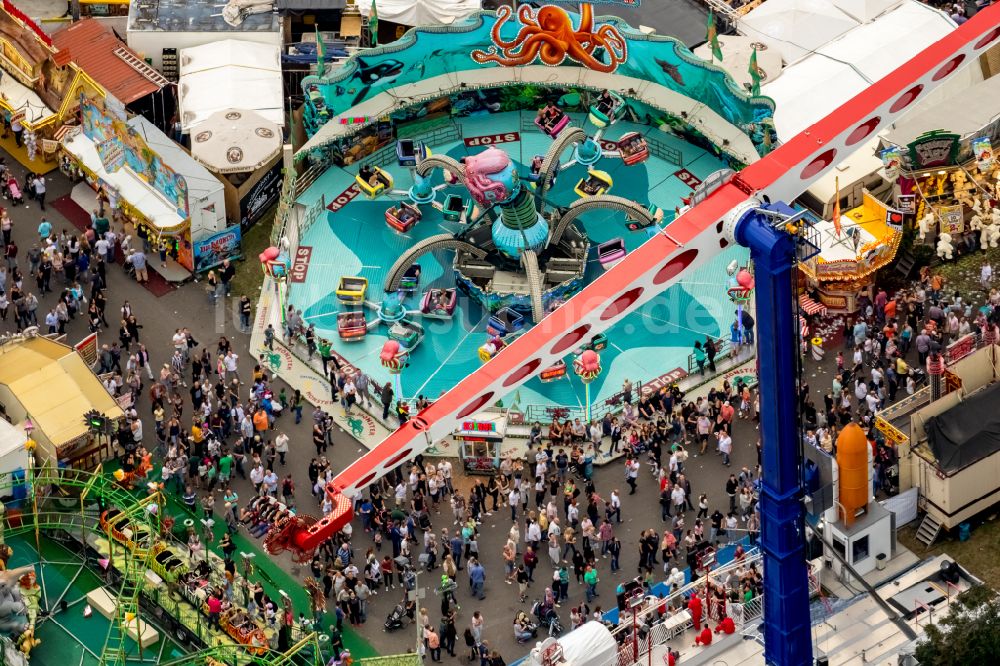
[
  {"x1": 574, "y1": 169, "x2": 613, "y2": 198},
  {"x1": 355, "y1": 165, "x2": 394, "y2": 198},
  {"x1": 336, "y1": 276, "x2": 368, "y2": 304}
]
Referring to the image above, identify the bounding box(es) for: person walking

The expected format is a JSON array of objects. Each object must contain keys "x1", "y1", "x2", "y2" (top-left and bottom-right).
[
  {"x1": 32, "y1": 175, "x2": 45, "y2": 210},
  {"x1": 425, "y1": 625, "x2": 442, "y2": 662},
  {"x1": 583, "y1": 564, "x2": 599, "y2": 602}
]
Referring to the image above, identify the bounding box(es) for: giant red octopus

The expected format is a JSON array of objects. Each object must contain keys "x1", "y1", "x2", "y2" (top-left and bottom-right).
[{"x1": 471, "y1": 3, "x2": 627, "y2": 73}]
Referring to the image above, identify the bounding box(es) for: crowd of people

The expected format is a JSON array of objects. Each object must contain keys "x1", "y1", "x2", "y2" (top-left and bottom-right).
[{"x1": 800, "y1": 269, "x2": 1000, "y2": 495}]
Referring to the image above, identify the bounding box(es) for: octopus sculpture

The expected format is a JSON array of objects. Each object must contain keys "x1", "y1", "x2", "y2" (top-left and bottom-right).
[
  {"x1": 471, "y1": 3, "x2": 627, "y2": 74},
  {"x1": 464, "y1": 147, "x2": 521, "y2": 206}
]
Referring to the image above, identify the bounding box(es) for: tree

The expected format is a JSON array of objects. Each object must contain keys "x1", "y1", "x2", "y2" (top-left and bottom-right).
[{"x1": 914, "y1": 585, "x2": 1000, "y2": 665}]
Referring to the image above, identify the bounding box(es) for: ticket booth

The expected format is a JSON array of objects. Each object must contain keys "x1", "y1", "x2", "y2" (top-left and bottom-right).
[{"x1": 454, "y1": 418, "x2": 505, "y2": 475}]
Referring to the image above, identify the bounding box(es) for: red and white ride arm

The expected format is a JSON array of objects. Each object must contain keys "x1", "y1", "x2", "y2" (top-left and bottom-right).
[{"x1": 289, "y1": 8, "x2": 1000, "y2": 554}]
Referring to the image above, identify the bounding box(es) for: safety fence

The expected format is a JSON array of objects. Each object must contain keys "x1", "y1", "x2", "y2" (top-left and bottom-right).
[{"x1": 608, "y1": 550, "x2": 819, "y2": 666}]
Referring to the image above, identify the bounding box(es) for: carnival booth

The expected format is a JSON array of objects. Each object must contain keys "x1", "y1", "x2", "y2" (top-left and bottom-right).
[
  {"x1": 453, "y1": 416, "x2": 505, "y2": 475},
  {"x1": 798, "y1": 190, "x2": 902, "y2": 314},
  {"x1": 61, "y1": 102, "x2": 227, "y2": 277},
  {"x1": 0, "y1": 336, "x2": 124, "y2": 469}
]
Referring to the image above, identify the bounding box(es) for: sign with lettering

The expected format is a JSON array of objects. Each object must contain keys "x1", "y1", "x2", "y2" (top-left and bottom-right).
[
  {"x1": 240, "y1": 160, "x2": 283, "y2": 230},
  {"x1": 192, "y1": 225, "x2": 241, "y2": 273},
  {"x1": 896, "y1": 194, "x2": 915, "y2": 214},
  {"x1": 907, "y1": 130, "x2": 960, "y2": 169},
  {"x1": 939, "y1": 204, "x2": 964, "y2": 235},
  {"x1": 462, "y1": 421, "x2": 495, "y2": 432},
  {"x1": 290, "y1": 246, "x2": 313, "y2": 283},
  {"x1": 327, "y1": 183, "x2": 362, "y2": 213},
  {"x1": 640, "y1": 367, "x2": 687, "y2": 396},
  {"x1": 96, "y1": 137, "x2": 125, "y2": 173},
  {"x1": 816, "y1": 259, "x2": 858, "y2": 276},
  {"x1": 945, "y1": 333, "x2": 976, "y2": 364},
  {"x1": 673, "y1": 169, "x2": 702, "y2": 188},
  {"x1": 464, "y1": 132, "x2": 519, "y2": 147}
]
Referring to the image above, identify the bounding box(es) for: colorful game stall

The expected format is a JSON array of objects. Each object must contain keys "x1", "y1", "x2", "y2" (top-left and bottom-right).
[
  {"x1": 61, "y1": 91, "x2": 228, "y2": 276},
  {"x1": 797, "y1": 191, "x2": 903, "y2": 314}
]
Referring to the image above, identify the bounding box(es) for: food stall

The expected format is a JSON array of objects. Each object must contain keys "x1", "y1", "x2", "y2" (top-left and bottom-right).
[{"x1": 453, "y1": 416, "x2": 506, "y2": 475}]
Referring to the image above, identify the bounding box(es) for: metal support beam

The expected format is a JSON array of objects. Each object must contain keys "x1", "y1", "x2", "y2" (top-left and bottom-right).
[{"x1": 735, "y1": 208, "x2": 812, "y2": 666}]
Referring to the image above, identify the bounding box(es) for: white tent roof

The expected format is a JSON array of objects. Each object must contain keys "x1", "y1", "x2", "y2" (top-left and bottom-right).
[
  {"x1": 761, "y1": 0, "x2": 958, "y2": 140},
  {"x1": 814, "y1": 1, "x2": 956, "y2": 82},
  {"x1": 739, "y1": 0, "x2": 861, "y2": 64},
  {"x1": 829, "y1": 0, "x2": 903, "y2": 22},
  {"x1": 762, "y1": 56, "x2": 870, "y2": 140},
  {"x1": 358, "y1": 0, "x2": 481, "y2": 27},
  {"x1": 178, "y1": 39, "x2": 284, "y2": 132},
  {"x1": 693, "y1": 35, "x2": 784, "y2": 91},
  {"x1": 528, "y1": 624, "x2": 617, "y2": 666},
  {"x1": 884, "y1": 75, "x2": 1000, "y2": 146}
]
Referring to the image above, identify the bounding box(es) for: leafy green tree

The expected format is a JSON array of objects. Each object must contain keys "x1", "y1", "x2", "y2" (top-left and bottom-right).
[{"x1": 915, "y1": 585, "x2": 1000, "y2": 665}]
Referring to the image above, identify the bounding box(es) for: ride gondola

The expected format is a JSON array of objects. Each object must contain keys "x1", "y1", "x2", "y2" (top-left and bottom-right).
[
  {"x1": 420, "y1": 288, "x2": 457, "y2": 318},
  {"x1": 487, "y1": 307, "x2": 525, "y2": 337},
  {"x1": 335, "y1": 276, "x2": 368, "y2": 304},
  {"x1": 617, "y1": 132, "x2": 649, "y2": 166},
  {"x1": 337, "y1": 311, "x2": 369, "y2": 341},
  {"x1": 588, "y1": 90, "x2": 624, "y2": 128},
  {"x1": 355, "y1": 165, "x2": 394, "y2": 198},
  {"x1": 574, "y1": 169, "x2": 613, "y2": 198},
  {"x1": 385, "y1": 202, "x2": 422, "y2": 233},
  {"x1": 597, "y1": 238, "x2": 627, "y2": 270},
  {"x1": 534, "y1": 104, "x2": 570, "y2": 138},
  {"x1": 396, "y1": 139, "x2": 428, "y2": 168}
]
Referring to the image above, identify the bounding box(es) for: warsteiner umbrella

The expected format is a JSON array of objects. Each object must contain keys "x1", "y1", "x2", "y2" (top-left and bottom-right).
[{"x1": 190, "y1": 109, "x2": 282, "y2": 175}]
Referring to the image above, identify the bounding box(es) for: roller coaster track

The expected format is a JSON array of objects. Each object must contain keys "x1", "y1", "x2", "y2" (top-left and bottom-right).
[
  {"x1": 550, "y1": 195, "x2": 656, "y2": 244},
  {"x1": 158, "y1": 632, "x2": 326, "y2": 666},
  {"x1": 536, "y1": 127, "x2": 588, "y2": 206},
  {"x1": 415, "y1": 154, "x2": 467, "y2": 186},
  {"x1": 100, "y1": 494, "x2": 159, "y2": 666},
  {"x1": 384, "y1": 234, "x2": 487, "y2": 291},
  {"x1": 520, "y1": 249, "x2": 546, "y2": 324}
]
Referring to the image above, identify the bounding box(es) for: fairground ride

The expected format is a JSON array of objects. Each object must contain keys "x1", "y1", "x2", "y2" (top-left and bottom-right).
[
  {"x1": 0, "y1": 463, "x2": 329, "y2": 666},
  {"x1": 264, "y1": 5, "x2": 1000, "y2": 665}
]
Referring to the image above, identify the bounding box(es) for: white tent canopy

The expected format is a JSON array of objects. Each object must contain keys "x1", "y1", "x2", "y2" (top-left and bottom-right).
[
  {"x1": 884, "y1": 75, "x2": 1000, "y2": 147},
  {"x1": 358, "y1": 0, "x2": 481, "y2": 27},
  {"x1": 829, "y1": 0, "x2": 902, "y2": 22},
  {"x1": 760, "y1": 0, "x2": 965, "y2": 140},
  {"x1": 527, "y1": 624, "x2": 617, "y2": 666},
  {"x1": 693, "y1": 35, "x2": 783, "y2": 92},
  {"x1": 738, "y1": 0, "x2": 861, "y2": 64},
  {"x1": 178, "y1": 39, "x2": 284, "y2": 132}
]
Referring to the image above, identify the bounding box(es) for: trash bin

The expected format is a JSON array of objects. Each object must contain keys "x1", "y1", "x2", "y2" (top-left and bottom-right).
[
  {"x1": 876, "y1": 553, "x2": 887, "y2": 571},
  {"x1": 959, "y1": 522, "x2": 971, "y2": 541}
]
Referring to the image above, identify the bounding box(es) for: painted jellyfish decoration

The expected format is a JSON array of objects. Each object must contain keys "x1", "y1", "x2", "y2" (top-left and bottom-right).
[
  {"x1": 726, "y1": 261, "x2": 755, "y2": 344},
  {"x1": 380, "y1": 340, "x2": 408, "y2": 401},
  {"x1": 573, "y1": 349, "x2": 602, "y2": 422}
]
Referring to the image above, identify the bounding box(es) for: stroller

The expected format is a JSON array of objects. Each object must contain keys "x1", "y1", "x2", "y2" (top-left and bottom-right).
[
  {"x1": 531, "y1": 600, "x2": 564, "y2": 637},
  {"x1": 384, "y1": 603, "x2": 407, "y2": 632},
  {"x1": 5, "y1": 176, "x2": 22, "y2": 206}
]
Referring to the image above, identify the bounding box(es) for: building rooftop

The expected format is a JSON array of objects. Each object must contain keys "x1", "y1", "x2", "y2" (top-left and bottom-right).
[
  {"x1": 128, "y1": 0, "x2": 279, "y2": 34},
  {"x1": 0, "y1": 336, "x2": 123, "y2": 448},
  {"x1": 52, "y1": 19, "x2": 163, "y2": 104}
]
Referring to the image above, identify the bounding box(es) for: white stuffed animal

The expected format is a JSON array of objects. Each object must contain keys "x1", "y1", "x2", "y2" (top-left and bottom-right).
[
  {"x1": 937, "y1": 232, "x2": 954, "y2": 260},
  {"x1": 983, "y1": 222, "x2": 1000, "y2": 249},
  {"x1": 973, "y1": 196, "x2": 984, "y2": 213},
  {"x1": 970, "y1": 213, "x2": 985, "y2": 231},
  {"x1": 918, "y1": 212, "x2": 936, "y2": 241},
  {"x1": 991, "y1": 207, "x2": 1000, "y2": 226}
]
